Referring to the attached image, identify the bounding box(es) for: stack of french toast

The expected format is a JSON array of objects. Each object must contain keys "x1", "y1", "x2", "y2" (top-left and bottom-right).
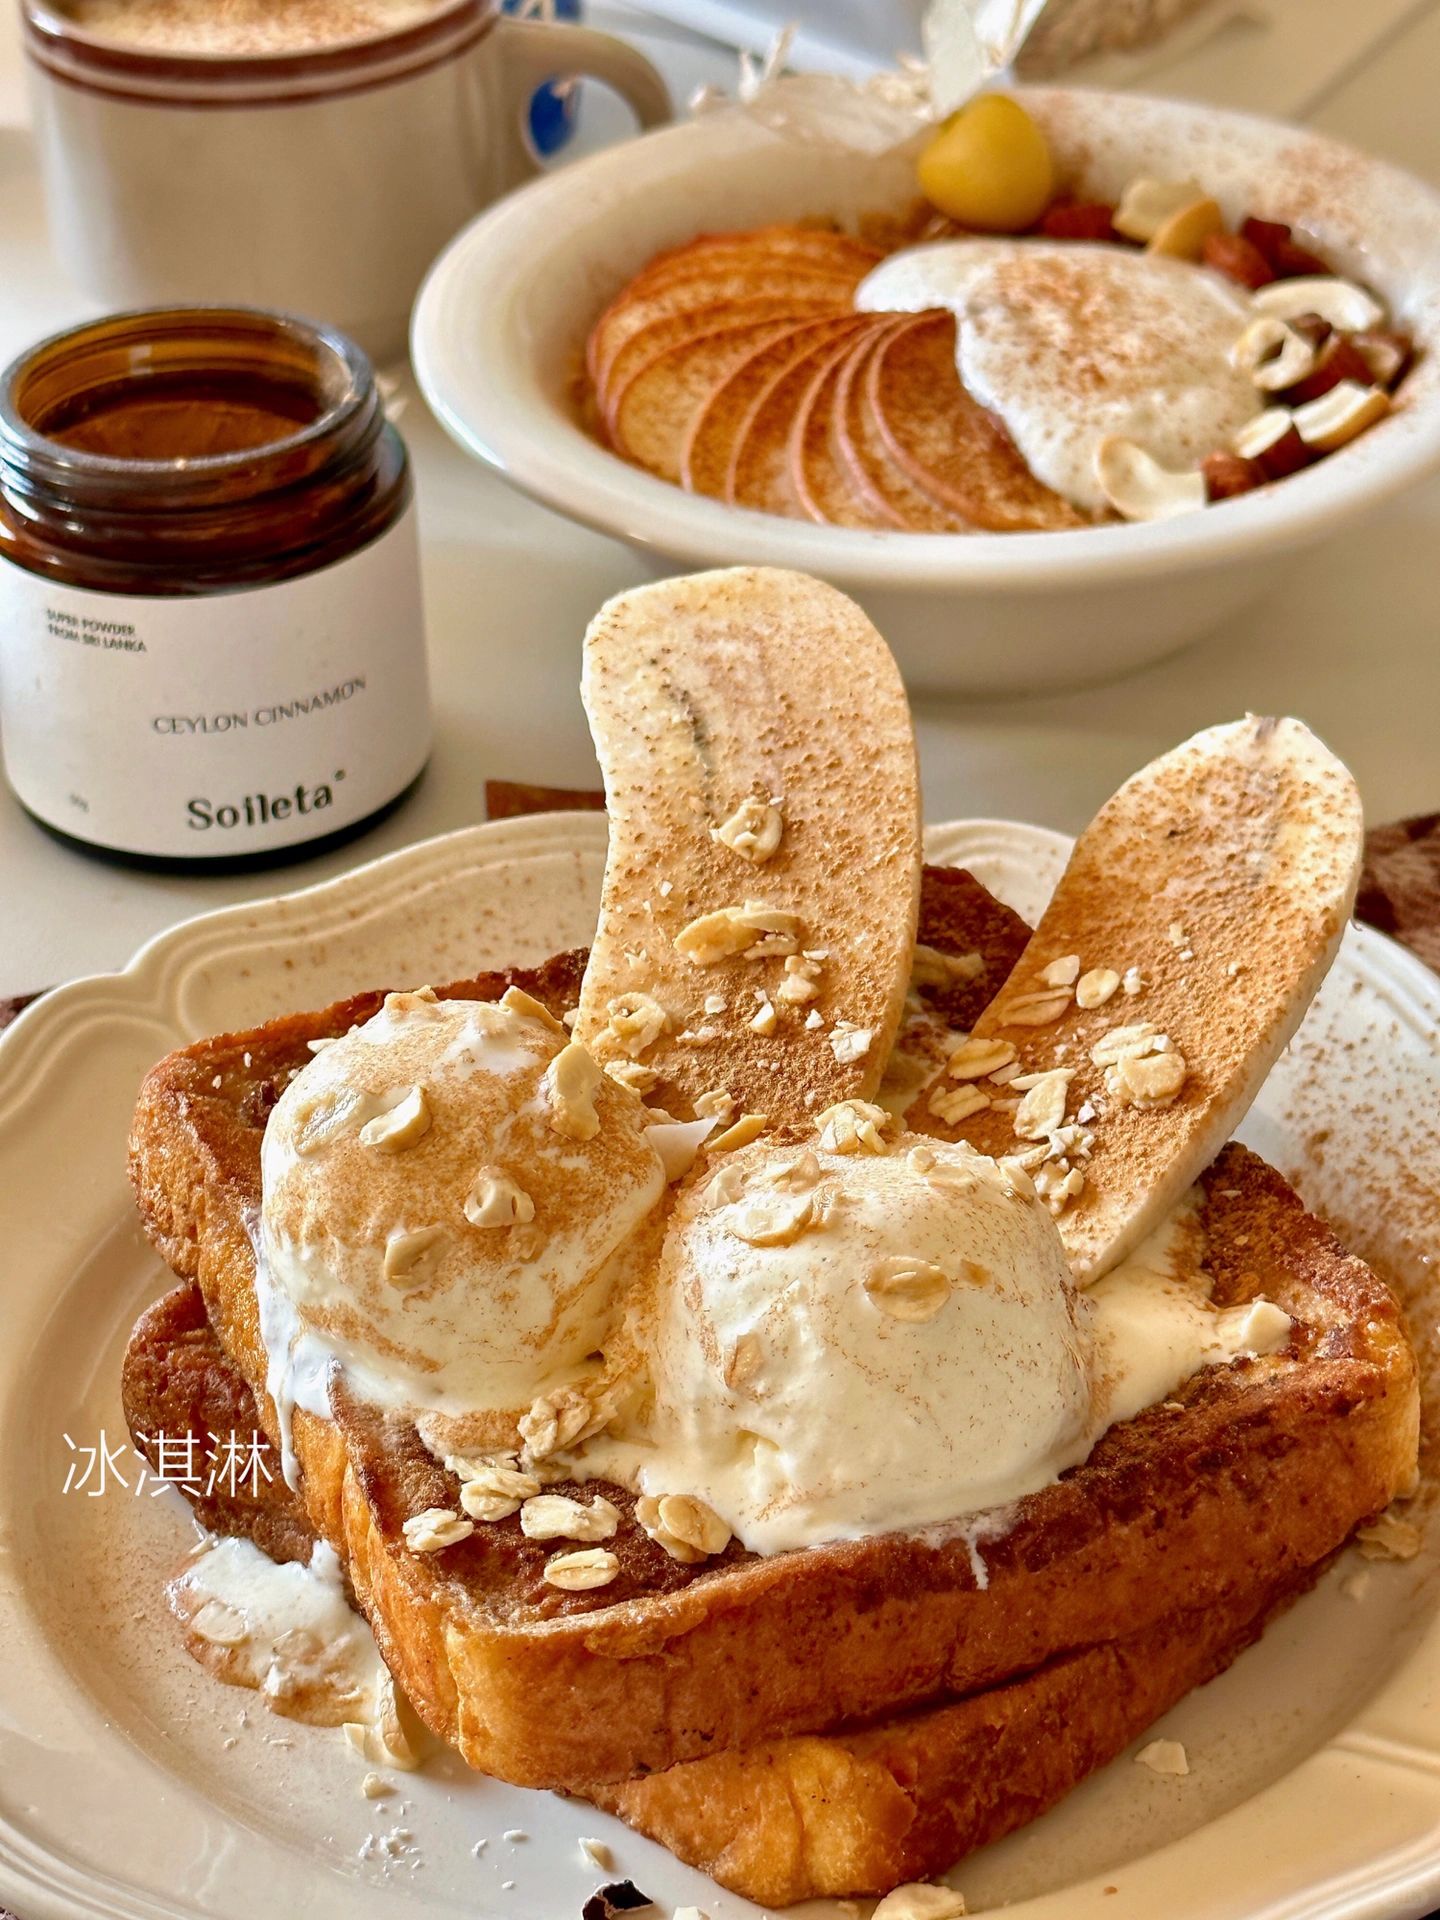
[{"x1": 125, "y1": 567, "x2": 1418, "y2": 1908}]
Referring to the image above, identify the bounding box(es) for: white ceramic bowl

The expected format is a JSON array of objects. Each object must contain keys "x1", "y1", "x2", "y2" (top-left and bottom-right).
[{"x1": 413, "y1": 87, "x2": 1440, "y2": 695}]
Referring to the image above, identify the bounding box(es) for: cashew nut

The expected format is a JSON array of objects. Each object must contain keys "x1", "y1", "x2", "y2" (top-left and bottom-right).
[
  {"x1": 1251, "y1": 276, "x2": 1385, "y2": 333},
  {"x1": 1230, "y1": 315, "x2": 1318, "y2": 391},
  {"x1": 1112, "y1": 176, "x2": 1207, "y2": 243},
  {"x1": 1094, "y1": 437, "x2": 1207, "y2": 522},
  {"x1": 1292, "y1": 379, "x2": 1391, "y2": 451}
]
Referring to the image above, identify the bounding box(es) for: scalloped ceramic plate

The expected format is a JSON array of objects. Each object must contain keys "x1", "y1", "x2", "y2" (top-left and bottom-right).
[{"x1": 1, "y1": 814, "x2": 1438, "y2": 1920}]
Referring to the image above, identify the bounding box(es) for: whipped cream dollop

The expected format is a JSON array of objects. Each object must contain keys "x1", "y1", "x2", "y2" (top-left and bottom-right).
[
  {"x1": 257, "y1": 989, "x2": 667, "y2": 1477},
  {"x1": 581, "y1": 1138, "x2": 1291, "y2": 1556},
  {"x1": 856, "y1": 240, "x2": 1260, "y2": 513}
]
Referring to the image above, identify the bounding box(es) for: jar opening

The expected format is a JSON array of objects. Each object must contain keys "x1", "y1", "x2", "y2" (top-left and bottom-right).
[
  {"x1": 0, "y1": 305, "x2": 407, "y2": 593},
  {"x1": 35, "y1": 366, "x2": 327, "y2": 460},
  {"x1": 0, "y1": 307, "x2": 368, "y2": 491}
]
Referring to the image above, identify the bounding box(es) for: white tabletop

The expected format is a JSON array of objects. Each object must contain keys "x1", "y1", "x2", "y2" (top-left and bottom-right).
[{"x1": 4, "y1": 0, "x2": 1440, "y2": 995}]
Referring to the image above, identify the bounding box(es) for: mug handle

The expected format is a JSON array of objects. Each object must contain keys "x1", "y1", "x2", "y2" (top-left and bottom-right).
[{"x1": 495, "y1": 16, "x2": 672, "y2": 190}]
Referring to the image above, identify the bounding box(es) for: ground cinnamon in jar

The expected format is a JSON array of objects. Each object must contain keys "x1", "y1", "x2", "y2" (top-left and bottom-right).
[{"x1": 0, "y1": 306, "x2": 430, "y2": 868}]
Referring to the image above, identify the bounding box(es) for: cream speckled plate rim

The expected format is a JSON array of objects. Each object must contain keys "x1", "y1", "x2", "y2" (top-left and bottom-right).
[{"x1": 0, "y1": 812, "x2": 1438, "y2": 1920}]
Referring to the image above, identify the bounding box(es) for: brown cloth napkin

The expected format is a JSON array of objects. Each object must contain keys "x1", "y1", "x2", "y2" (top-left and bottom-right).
[{"x1": 1, "y1": 792, "x2": 1437, "y2": 1920}]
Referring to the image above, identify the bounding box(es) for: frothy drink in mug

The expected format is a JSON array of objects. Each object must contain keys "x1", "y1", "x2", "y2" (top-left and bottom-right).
[
  {"x1": 24, "y1": 0, "x2": 669, "y2": 360},
  {"x1": 60, "y1": 0, "x2": 450, "y2": 52}
]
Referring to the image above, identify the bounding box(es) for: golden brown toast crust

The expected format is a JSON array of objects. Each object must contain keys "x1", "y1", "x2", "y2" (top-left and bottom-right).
[
  {"x1": 127, "y1": 874, "x2": 1418, "y2": 1792},
  {"x1": 593, "y1": 1568, "x2": 1319, "y2": 1905},
  {"x1": 122, "y1": 1281, "x2": 318, "y2": 1569}
]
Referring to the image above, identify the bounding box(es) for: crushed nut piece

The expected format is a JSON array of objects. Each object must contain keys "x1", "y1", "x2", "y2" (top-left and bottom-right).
[
  {"x1": 1076, "y1": 967, "x2": 1121, "y2": 1010},
  {"x1": 1035, "y1": 1162, "x2": 1087, "y2": 1215},
  {"x1": 925, "y1": 1158, "x2": 980, "y2": 1194},
  {"x1": 656, "y1": 1493, "x2": 732, "y2": 1556},
  {"x1": 1013, "y1": 1069, "x2": 1075, "y2": 1140},
  {"x1": 816, "y1": 1098, "x2": 891, "y2": 1155},
  {"x1": 604, "y1": 1060, "x2": 660, "y2": 1096},
  {"x1": 726, "y1": 1191, "x2": 817, "y2": 1247},
  {"x1": 929, "y1": 1083, "x2": 992, "y2": 1127},
  {"x1": 866, "y1": 1256, "x2": 952, "y2": 1323},
  {"x1": 724, "y1": 1331, "x2": 764, "y2": 1389},
  {"x1": 674, "y1": 901, "x2": 801, "y2": 965},
  {"x1": 777, "y1": 954, "x2": 822, "y2": 1004},
  {"x1": 1135, "y1": 1738, "x2": 1189, "y2": 1778},
  {"x1": 712, "y1": 795, "x2": 783, "y2": 863},
  {"x1": 912, "y1": 944, "x2": 985, "y2": 989},
  {"x1": 760, "y1": 1148, "x2": 822, "y2": 1190},
  {"x1": 635, "y1": 1494, "x2": 703, "y2": 1565},
  {"x1": 520, "y1": 1493, "x2": 621, "y2": 1543},
  {"x1": 1040, "y1": 954, "x2": 1081, "y2": 988},
  {"x1": 403, "y1": 1508, "x2": 474, "y2": 1554},
  {"x1": 1356, "y1": 1510, "x2": 1423, "y2": 1561},
  {"x1": 1090, "y1": 1022, "x2": 1162, "y2": 1066},
  {"x1": 578, "y1": 1838, "x2": 613, "y2": 1872},
  {"x1": 1106, "y1": 1049, "x2": 1188, "y2": 1109},
  {"x1": 519, "y1": 1386, "x2": 597, "y2": 1461},
  {"x1": 382, "y1": 1225, "x2": 446, "y2": 1289},
  {"x1": 871, "y1": 1880, "x2": 968, "y2": 1919},
  {"x1": 358, "y1": 1084, "x2": 431, "y2": 1152},
  {"x1": 455, "y1": 1463, "x2": 542, "y2": 1522},
  {"x1": 499, "y1": 985, "x2": 567, "y2": 1035},
  {"x1": 382, "y1": 985, "x2": 440, "y2": 1017},
  {"x1": 749, "y1": 998, "x2": 778, "y2": 1036},
  {"x1": 464, "y1": 1167, "x2": 535, "y2": 1228},
  {"x1": 999, "y1": 989, "x2": 1072, "y2": 1027},
  {"x1": 804, "y1": 1008, "x2": 824, "y2": 1030},
  {"x1": 708, "y1": 1111, "x2": 769, "y2": 1152},
  {"x1": 705, "y1": 1161, "x2": 746, "y2": 1205},
  {"x1": 603, "y1": 991, "x2": 669, "y2": 1060},
  {"x1": 907, "y1": 1144, "x2": 937, "y2": 1175},
  {"x1": 947, "y1": 1037, "x2": 1017, "y2": 1081},
  {"x1": 830, "y1": 1022, "x2": 873, "y2": 1065},
  {"x1": 543, "y1": 1548, "x2": 619, "y2": 1592},
  {"x1": 693, "y1": 1089, "x2": 736, "y2": 1127},
  {"x1": 546, "y1": 1040, "x2": 603, "y2": 1141}
]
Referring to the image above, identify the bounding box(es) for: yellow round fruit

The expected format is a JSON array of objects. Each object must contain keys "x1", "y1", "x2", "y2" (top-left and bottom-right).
[{"x1": 916, "y1": 94, "x2": 1056, "y2": 234}]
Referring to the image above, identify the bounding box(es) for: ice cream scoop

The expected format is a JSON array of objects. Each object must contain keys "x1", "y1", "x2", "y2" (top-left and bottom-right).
[
  {"x1": 579, "y1": 1123, "x2": 1294, "y2": 1556},
  {"x1": 588, "y1": 1134, "x2": 1097, "y2": 1553},
  {"x1": 257, "y1": 986, "x2": 668, "y2": 1469}
]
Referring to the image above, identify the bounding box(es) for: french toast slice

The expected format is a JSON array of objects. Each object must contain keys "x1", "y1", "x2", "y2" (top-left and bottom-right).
[
  {"x1": 128, "y1": 868, "x2": 1418, "y2": 1794},
  {"x1": 593, "y1": 1566, "x2": 1319, "y2": 1905},
  {"x1": 122, "y1": 1274, "x2": 1321, "y2": 1905}
]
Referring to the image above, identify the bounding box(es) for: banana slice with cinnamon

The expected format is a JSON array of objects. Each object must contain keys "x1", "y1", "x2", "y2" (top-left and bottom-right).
[
  {"x1": 574, "y1": 567, "x2": 921, "y2": 1134},
  {"x1": 918, "y1": 716, "x2": 1363, "y2": 1283}
]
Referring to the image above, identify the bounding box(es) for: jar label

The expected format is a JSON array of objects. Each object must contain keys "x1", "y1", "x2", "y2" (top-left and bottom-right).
[{"x1": 0, "y1": 504, "x2": 431, "y2": 859}]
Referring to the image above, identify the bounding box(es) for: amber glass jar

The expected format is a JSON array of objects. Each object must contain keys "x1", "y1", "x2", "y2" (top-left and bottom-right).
[{"x1": 0, "y1": 306, "x2": 430, "y2": 869}]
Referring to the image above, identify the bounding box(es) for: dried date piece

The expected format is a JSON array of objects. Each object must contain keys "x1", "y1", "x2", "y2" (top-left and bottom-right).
[
  {"x1": 1038, "y1": 197, "x2": 1119, "y2": 242},
  {"x1": 1202, "y1": 230, "x2": 1275, "y2": 290},
  {"x1": 1282, "y1": 336, "x2": 1376, "y2": 406},
  {"x1": 1350, "y1": 328, "x2": 1414, "y2": 389},
  {"x1": 1239, "y1": 215, "x2": 1328, "y2": 279},
  {"x1": 1202, "y1": 450, "x2": 1263, "y2": 501}
]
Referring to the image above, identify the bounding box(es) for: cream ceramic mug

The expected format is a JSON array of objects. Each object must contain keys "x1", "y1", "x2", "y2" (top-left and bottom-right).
[{"x1": 22, "y1": 0, "x2": 671, "y2": 363}]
